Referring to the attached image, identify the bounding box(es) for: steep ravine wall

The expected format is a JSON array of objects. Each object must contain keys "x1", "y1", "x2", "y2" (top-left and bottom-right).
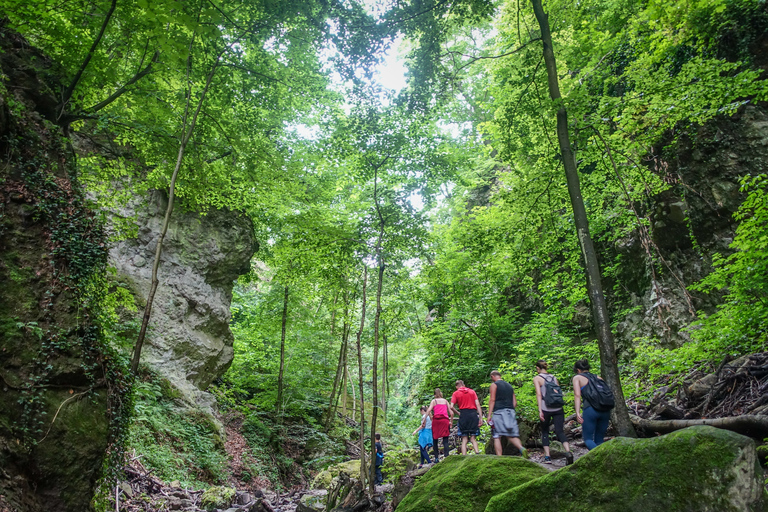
[
  {"x1": 106, "y1": 190, "x2": 257, "y2": 409},
  {"x1": 0, "y1": 28, "x2": 118, "y2": 512},
  {"x1": 608, "y1": 105, "x2": 768, "y2": 349}
]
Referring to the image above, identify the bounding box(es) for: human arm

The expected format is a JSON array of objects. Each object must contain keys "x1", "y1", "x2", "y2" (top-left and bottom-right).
[
  {"x1": 413, "y1": 415, "x2": 427, "y2": 435},
  {"x1": 475, "y1": 394, "x2": 483, "y2": 426},
  {"x1": 512, "y1": 389, "x2": 518, "y2": 410},
  {"x1": 573, "y1": 376, "x2": 584, "y2": 424},
  {"x1": 487, "y1": 383, "x2": 496, "y2": 422},
  {"x1": 534, "y1": 376, "x2": 544, "y2": 422}
]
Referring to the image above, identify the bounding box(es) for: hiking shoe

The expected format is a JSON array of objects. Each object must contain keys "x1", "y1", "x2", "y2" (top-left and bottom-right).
[
  {"x1": 543, "y1": 456, "x2": 552, "y2": 464},
  {"x1": 565, "y1": 451, "x2": 574, "y2": 465},
  {"x1": 521, "y1": 448, "x2": 530, "y2": 459}
]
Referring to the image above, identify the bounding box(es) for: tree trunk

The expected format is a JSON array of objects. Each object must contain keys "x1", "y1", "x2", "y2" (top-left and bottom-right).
[
  {"x1": 369, "y1": 164, "x2": 387, "y2": 493},
  {"x1": 131, "y1": 38, "x2": 225, "y2": 376},
  {"x1": 325, "y1": 291, "x2": 350, "y2": 429},
  {"x1": 529, "y1": 0, "x2": 635, "y2": 437},
  {"x1": 381, "y1": 327, "x2": 388, "y2": 421},
  {"x1": 276, "y1": 285, "x2": 289, "y2": 418},
  {"x1": 324, "y1": 327, "x2": 346, "y2": 429},
  {"x1": 630, "y1": 414, "x2": 768, "y2": 440},
  {"x1": 355, "y1": 267, "x2": 368, "y2": 488}
]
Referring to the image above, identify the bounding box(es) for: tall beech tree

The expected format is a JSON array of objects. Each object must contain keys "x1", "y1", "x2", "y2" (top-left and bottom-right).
[{"x1": 528, "y1": 0, "x2": 635, "y2": 436}]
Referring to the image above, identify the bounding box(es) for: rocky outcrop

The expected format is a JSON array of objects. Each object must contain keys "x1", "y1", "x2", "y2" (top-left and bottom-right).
[
  {"x1": 609, "y1": 105, "x2": 768, "y2": 349},
  {"x1": 0, "y1": 26, "x2": 120, "y2": 512},
  {"x1": 108, "y1": 189, "x2": 257, "y2": 407},
  {"x1": 396, "y1": 455, "x2": 549, "y2": 512},
  {"x1": 485, "y1": 426, "x2": 766, "y2": 512}
]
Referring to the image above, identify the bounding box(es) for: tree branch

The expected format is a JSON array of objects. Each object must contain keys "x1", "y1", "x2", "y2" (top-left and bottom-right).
[
  {"x1": 59, "y1": 0, "x2": 117, "y2": 119},
  {"x1": 87, "y1": 51, "x2": 160, "y2": 113}
]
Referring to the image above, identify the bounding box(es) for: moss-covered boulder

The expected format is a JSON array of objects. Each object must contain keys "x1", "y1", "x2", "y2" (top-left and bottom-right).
[
  {"x1": 485, "y1": 426, "x2": 766, "y2": 512},
  {"x1": 312, "y1": 459, "x2": 363, "y2": 489},
  {"x1": 200, "y1": 486, "x2": 236, "y2": 510},
  {"x1": 396, "y1": 455, "x2": 550, "y2": 512}
]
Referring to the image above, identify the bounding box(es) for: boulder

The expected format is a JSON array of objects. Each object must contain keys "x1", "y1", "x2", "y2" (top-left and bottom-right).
[
  {"x1": 391, "y1": 466, "x2": 429, "y2": 509},
  {"x1": 485, "y1": 426, "x2": 766, "y2": 512},
  {"x1": 200, "y1": 485, "x2": 236, "y2": 510},
  {"x1": 396, "y1": 455, "x2": 549, "y2": 512},
  {"x1": 297, "y1": 490, "x2": 327, "y2": 512},
  {"x1": 312, "y1": 459, "x2": 362, "y2": 489}
]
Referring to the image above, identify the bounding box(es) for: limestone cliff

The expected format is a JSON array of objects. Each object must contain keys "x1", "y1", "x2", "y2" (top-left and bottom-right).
[
  {"x1": 0, "y1": 27, "x2": 120, "y2": 512},
  {"x1": 107, "y1": 190, "x2": 257, "y2": 407}
]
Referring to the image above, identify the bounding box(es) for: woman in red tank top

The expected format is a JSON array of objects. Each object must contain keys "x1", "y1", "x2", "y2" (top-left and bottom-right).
[{"x1": 426, "y1": 388, "x2": 454, "y2": 461}]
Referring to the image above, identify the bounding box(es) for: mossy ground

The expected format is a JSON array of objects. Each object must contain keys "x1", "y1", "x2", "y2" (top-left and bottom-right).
[
  {"x1": 485, "y1": 426, "x2": 766, "y2": 512},
  {"x1": 396, "y1": 455, "x2": 549, "y2": 512}
]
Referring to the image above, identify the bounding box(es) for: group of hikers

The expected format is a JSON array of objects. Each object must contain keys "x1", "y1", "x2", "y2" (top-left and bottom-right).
[{"x1": 411, "y1": 359, "x2": 614, "y2": 466}]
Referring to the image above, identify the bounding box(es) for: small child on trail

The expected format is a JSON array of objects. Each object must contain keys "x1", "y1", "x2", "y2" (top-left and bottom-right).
[
  {"x1": 374, "y1": 433, "x2": 384, "y2": 484},
  {"x1": 413, "y1": 406, "x2": 434, "y2": 466}
]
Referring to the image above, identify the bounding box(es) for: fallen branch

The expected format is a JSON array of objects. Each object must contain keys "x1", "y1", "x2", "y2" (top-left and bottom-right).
[{"x1": 630, "y1": 414, "x2": 768, "y2": 440}]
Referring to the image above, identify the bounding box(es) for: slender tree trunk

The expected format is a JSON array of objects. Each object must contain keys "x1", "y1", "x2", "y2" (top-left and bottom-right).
[
  {"x1": 341, "y1": 292, "x2": 350, "y2": 419},
  {"x1": 355, "y1": 268, "x2": 368, "y2": 487},
  {"x1": 529, "y1": 0, "x2": 635, "y2": 437},
  {"x1": 349, "y1": 364, "x2": 356, "y2": 422},
  {"x1": 276, "y1": 285, "x2": 289, "y2": 418},
  {"x1": 325, "y1": 318, "x2": 347, "y2": 429},
  {"x1": 330, "y1": 289, "x2": 340, "y2": 337},
  {"x1": 369, "y1": 164, "x2": 386, "y2": 493},
  {"x1": 131, "y1": 37, "x2": 225, "y2": 375},
  {"x1": 381, "y1": 328, "x2": 388, "y2": 420}
]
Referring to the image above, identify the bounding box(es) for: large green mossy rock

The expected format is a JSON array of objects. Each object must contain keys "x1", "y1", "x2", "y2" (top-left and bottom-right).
[
  {"x1": 486, "y1": 426, "x2": 766, "y2": 512},
  {"x1": 397, "y1": 455, "x2": 549, "y2": 512},
  {"x1": 312, "y1": 460, "x2": 362, "y2": 489}
]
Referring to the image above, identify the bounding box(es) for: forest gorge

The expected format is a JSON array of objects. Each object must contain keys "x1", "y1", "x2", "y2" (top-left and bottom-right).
[{"x1": 1, "y1": 0, "x2": 768, "y2": 511}]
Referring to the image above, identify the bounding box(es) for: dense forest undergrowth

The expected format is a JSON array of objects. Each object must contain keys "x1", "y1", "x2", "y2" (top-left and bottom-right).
[{"x1": 2, "y1": 0, "x2": 768, "y2": 511}]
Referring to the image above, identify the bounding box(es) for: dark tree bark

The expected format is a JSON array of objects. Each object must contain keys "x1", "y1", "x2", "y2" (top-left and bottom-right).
[
  {"x1": 381, "y1": 327, "x2": 388, "y2": 420},
  {"x1": 276, "y1": 285, "x2": 289, "y2": 417},
  {"x1": 355, "y1": 268, "x2": 368, "y2": 487},
  {"x1": 369, "y1": 161, "x2": 387, "y2": 493},
  {"x1": 325, "y1": 291, "x2": 348, "y2": 430},
  {"x1": 529, "y1": 0, "x2": 635, "y2": 437}
]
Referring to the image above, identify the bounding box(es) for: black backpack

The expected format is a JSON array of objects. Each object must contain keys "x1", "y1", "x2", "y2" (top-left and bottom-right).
[
  {"x1": 582, "y1": 372, "x2": 615, "y2": 412},
  {"x1": 541, "y1": 374, "x2": 565, "y2": 408}
]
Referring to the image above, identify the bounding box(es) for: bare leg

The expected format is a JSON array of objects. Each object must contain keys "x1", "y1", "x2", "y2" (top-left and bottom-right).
[
  {"x1": 493, "y1": 438, "x2": 503, "y2": 456},
  {"x1": 508, "y1": 437, "x2": 525, "y2": 454},
  {"x1": 461, "y1": 436, "x2": 468, "y2": 455},
  {"x1": 564, "y1": 441, "x2": 571, "y2": 452},
  {"x1": 470, "y1": 435, "x2": 479, "y2": 454},
  {"x1": 543, "y1": 445, "x2": 550, "y2": 457}
]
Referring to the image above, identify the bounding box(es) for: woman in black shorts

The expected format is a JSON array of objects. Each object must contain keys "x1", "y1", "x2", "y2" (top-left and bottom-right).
[{"x1": 534, "y1": 360, "x2": 573, "y2": 465}]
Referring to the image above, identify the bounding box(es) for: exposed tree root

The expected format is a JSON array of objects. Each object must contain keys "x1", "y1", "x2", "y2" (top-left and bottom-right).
[{"x1": 630, "y1": 414, "x2": 768, "y2": 440}]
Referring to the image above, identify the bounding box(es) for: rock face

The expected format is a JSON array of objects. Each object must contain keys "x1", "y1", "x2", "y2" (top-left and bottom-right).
[
  {"x1": 485, "y1": 426, "x2": 766, "y2": 512},
  {"x1": 0, "y1": 26, "x2": 119, "y2": 512},
  {"x1": 609, "y1": 106, "x2": 768, "y2": 349},
  {"x1": 108, "y1": 189, "x2": 257, "y2": 406},
  {"x1": 396, "y1": 455, "x2": 549, "y2": 512}
]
